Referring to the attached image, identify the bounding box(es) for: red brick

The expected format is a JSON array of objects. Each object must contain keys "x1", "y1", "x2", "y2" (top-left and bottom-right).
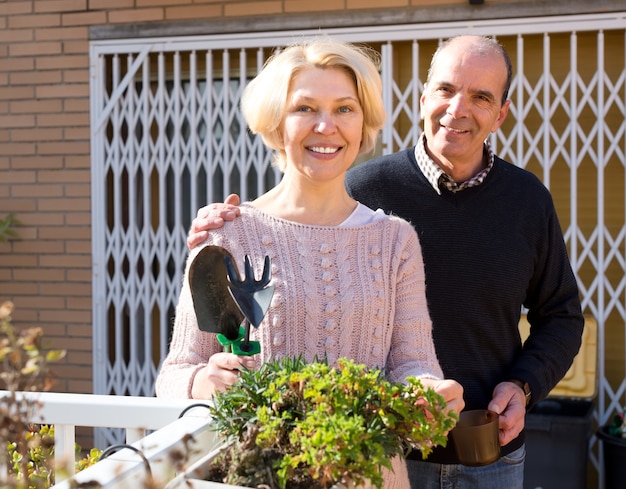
[
  {"x1": 64, "y1": 155, "x2": 91, "y2": 169},
  {"x1": 0, "y1": 85, "x2": 35, "y2": 100},
  {"x1": 44, "y1": 309, "x2": 92, "y2": 324},
  {"x1": 63, "y1": 98, "x2": 90, "y2": 112},
  {"x1": 14, "y1": 211, "x2": 65, "y2": 226},
  {"x1": 10, "y1": 99, "x2": 63, "y2": 114},
  {"x1": 62, "y1": 11, "x2": 108, "y2": 27},
  {"x1": 0, "y1": 114, "x2": 36, "y2": 129},
  {"x1": 166, "y1": 5, "x2": 222, "y2": 20},
  {"x1": 10, "y1": 155, "x2": 64, "y2": 170},
  {"x1": 38, "y1": 112, "x2": 89, "y2": 127},
  {"x1": 10, "y1": 128, "x2": 64, "y2": 142},
  {"x1": 63, "y1": 70, "x2": 89, "y2": 83},
  {"x1": 39, "y1": 169, "x2": 90, "y2": 183},
  {"x1": 63, "y1": 127, "x2": 89, "y2": 140},
  {"x1": 35, "y1": 26, "x2": 88, "y2": 41},
  {"x1": 39, "y1": 281, "x2": 91, "y2": 296},
  {"x1": 36, "y1": 198, "x2": 90, "y2": 213},
  {"x1": 107, "y1": 8, "x2": 165, "y2": 23},
  {"x1": 65, "y1": 209, "x2": 92, "y2": 222},
  {"x1": 0, "y1": 29, "x2": 34, "y2": 43},
  {"x1": 10, "y1": 70, "x2": 63, "y2": 86},
  {"x1": 62, "y1": 40, "x2": 89, "y2": 55},
  {"x1": 37, "y1": 141, "x2": 90, "y2": 155},
  {"x1": 137, "y1": 0, "x2": 190, "y2": 6},
  {"x1": 14, "y1": 268, "x2": 66, "y2": 281},
  {"x1": 89, "y1": 0, "x2": 134, "y2": 8},
  {"x1": 11, "y1": 183, "x2": 64, "y2": 198},
  {"x1": 8, "y1": 14, "x2": 62, "y2": 29},
  {"x1": 224, "y1": 2, "x2": 280, "y2": 16},
  {"x1": 34, "y1": 0, "x2": 88, "y2": 14},
  {"x1": 36, "y1": 54, "x2": 88, "y2": 70},
  {"x1": 0, "y1": 142, "x2": 37, "y2": 155},
  {"x1": 2, "y1": 1, "x2": 34, "y2": 15},
  {"x1": 0, "y1": 57, "x2": 34, "y2": 72},
  {"x1": 9, "y1": 41, "x2": 63, "y2": 57},
  {"x1": 35, "y1": 83, "x2": 89, "y2": 99}
]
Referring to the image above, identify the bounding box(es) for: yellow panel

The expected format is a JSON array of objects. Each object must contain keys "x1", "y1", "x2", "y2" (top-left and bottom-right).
[{"x1": 519, "y1": 315, "x2": 597, "y2": 399}]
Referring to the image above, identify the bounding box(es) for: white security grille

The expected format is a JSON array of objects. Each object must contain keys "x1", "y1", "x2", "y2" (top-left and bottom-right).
[{"x1": 90, "y1": 13, "x2": 626, "y2": 483}]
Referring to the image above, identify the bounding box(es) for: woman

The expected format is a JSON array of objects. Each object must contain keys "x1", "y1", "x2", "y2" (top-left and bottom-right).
[{"x1": 156, "y1": 37, "x2": 463, "y2": 488}]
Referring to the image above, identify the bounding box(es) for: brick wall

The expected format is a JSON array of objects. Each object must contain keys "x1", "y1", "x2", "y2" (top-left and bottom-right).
[{"x1": 0, "y1": 0, "x2": 474, "y2": 395}]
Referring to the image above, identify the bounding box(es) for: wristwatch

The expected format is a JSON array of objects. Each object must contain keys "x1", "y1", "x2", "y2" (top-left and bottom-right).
[{"x1": 508, "y1": 379, "x2": 531, "y2": 407}]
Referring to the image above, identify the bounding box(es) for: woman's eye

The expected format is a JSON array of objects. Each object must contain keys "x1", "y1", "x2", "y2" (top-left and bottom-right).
[
  {"x1": 296, "y1": 105, "x2": 312, "y2": 112},
  {"x1": 338, "y1": 106, "x2": 352, "y2": 113}
]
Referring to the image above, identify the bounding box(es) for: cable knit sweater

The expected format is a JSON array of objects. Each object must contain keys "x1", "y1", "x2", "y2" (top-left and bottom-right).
[{"x1": 156, "y1": 203, "x2": 443, "y2": 489}]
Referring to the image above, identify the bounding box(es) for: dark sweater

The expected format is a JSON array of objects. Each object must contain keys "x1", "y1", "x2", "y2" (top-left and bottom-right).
[{"x1": 346, "y1": 147, "x2": 584, "y2": 464}]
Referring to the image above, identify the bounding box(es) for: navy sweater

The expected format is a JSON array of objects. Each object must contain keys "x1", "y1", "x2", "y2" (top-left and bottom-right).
[{"x1": 346, "y1": 148, "x2": 584, "y2": 463}]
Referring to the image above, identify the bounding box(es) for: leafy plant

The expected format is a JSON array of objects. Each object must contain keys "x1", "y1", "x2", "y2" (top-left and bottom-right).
[
  {"x1": 208, "y1": 355, "x2": 457, "y2": 489},
  {"x1": 6, "y1": 424, "x2": 102, "y2": 488},
  {"x1": 607, "y1": 408, "x2": 626, "y2": 438},
  {"x1": 0, "y1": 301, "x2": 67, "y2": 488},
  {"x1": 0, "y1": 214, "x2": 20, "y2": 243}
]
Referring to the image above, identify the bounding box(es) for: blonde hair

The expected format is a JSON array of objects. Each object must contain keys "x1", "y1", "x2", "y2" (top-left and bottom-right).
[{"x1": 241, "y1": 37, "x2": 386, "y2": 171}]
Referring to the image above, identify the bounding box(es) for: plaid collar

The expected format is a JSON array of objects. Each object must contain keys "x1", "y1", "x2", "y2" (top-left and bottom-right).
[{"x1": 414, "y1": 134, "x2": 495, "y2": 195}]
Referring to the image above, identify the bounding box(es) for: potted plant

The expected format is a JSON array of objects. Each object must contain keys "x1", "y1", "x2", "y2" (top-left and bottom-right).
[
  {"x1": 597, "y1": 407, "x2": 626, "y2": 489},
  {"x1": 168, "y1": 355, "x2": 456, "y2": 489}
]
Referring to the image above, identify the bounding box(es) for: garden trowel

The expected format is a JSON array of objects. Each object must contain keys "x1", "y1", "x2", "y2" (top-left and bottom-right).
[{"x1": 188, "y1": 246, "x2": 245, "y2": 351}]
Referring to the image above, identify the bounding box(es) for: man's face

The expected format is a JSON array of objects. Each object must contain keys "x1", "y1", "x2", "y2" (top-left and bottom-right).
[{"x1": 420, "y1": 40, "x2": 510, "y2": 171}]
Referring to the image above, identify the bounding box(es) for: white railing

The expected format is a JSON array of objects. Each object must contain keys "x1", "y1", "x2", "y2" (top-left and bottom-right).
[{"x1": 0, "y1": 390, "x2": 216, "y2": 485}]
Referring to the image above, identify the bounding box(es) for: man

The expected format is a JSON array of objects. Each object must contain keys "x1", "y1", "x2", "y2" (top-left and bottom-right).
[{"x1": 186, "y1": 35, "x2": 584, "y2": 489}]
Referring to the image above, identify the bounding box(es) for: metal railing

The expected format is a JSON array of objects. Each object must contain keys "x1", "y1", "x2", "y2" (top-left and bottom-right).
[{"x1": 0, "y1": 390, "x2": 214, "y2": 484}]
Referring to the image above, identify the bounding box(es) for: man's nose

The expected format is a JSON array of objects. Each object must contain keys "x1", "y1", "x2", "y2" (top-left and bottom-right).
[{"x1": 447, "y1": 93, "x2": 470, "y2": 117}]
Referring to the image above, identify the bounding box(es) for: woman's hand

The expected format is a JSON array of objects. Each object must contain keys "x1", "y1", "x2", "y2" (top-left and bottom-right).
[
  {"x1": 187, "y1": 194, "x2": 242, "y2": 250},
  {"x1": 421, "y1": 378, "x2": 465, "y2": 420},
  {"x1": 191, "y1": 352, "x2": 255, "y2": 399}
]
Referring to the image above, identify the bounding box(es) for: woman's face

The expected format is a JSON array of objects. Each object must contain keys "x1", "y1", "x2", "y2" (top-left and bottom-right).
[{"x1": 279, "y1": 67, "x2": 364, "y2": 185}]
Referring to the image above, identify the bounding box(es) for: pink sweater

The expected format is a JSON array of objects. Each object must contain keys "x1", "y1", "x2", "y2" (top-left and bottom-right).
[
  {"x1": 156, "y1": 204, "x2": 443, "y2": 489},
  {"x1": 156, "y1": 203, "x2": 442, "y2": 398}
]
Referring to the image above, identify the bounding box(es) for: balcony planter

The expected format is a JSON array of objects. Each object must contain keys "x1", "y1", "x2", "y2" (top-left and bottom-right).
[
  {"x1": 597, "y1": 425, "x2": 626, "y2": 489},
  {"x1": 164, "y1": 356, "x2": 456, "y2": 489},
  {"x1": 165, "y1": 443, "x2": 358, "y2": 489},
  {"x1": 165, "y1": 446, "x2": 364, "y2": 489}
]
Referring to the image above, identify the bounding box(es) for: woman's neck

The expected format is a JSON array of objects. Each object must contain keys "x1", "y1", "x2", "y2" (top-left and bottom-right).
[{"x1": 252, "y1": 180, "x2": 357, "y2": 226}]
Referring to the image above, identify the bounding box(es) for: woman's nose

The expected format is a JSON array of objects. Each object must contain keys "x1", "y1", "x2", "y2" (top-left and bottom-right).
[{"x1": 314, "y1": 112, "x2": 337, "y2": 134}]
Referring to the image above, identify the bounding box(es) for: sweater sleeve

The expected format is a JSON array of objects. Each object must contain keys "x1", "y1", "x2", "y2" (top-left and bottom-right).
[
  {"x1": 155, "y1": 246, "x2": 223, "y2": 399},
  {"x1": 508, "y1": 197, "x2": 584, "y2": 408},
  {"x1": 385, "y1": 220, "x2": 444, "y2": 383}
]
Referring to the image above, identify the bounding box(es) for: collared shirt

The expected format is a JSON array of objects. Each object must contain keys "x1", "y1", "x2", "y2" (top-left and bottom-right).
[{"x1": 414, "y1": 133, "x2": 495, "y2": 195}]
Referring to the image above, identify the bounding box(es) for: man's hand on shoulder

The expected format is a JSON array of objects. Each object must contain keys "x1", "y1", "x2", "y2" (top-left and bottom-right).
[{"x1": 187, "y1": 194, "x2": 241, "y2": 250}]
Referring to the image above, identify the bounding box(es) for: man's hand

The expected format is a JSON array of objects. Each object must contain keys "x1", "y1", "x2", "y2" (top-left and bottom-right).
[
  {"x1": 488, "y1": 381, "x2": 527, "y2": 446},
  {"x1": 187, "y1": 194, "x2": 241, "y2": 250}
]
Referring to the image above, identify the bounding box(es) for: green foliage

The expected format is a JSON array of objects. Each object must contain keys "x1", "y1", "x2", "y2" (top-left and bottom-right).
[
  {"x1": 608, "y1": 408, "x2": 626, "y2": 438},
  {"x1": 0, "y1": 301, "x2": 69, "y2": 488},
  {"x1": 0, "y1": 214, "x2": 20, "y2": 243},
  {"x1": 209, "y1": 356, "x2": 457, "y2": 489},
  {"x1": 5, "y1": 425, "x2": 102, "y2": 488}
]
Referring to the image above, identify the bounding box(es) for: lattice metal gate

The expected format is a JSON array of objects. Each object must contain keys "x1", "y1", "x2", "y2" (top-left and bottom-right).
[{"x1": 90, "y1": 11, "x2": 626, "y2": 481}]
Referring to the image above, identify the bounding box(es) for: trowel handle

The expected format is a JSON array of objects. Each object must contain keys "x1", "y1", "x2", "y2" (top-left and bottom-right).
[{"x1": 216, "y1": 325, "x2": 260, "y2": 356}]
